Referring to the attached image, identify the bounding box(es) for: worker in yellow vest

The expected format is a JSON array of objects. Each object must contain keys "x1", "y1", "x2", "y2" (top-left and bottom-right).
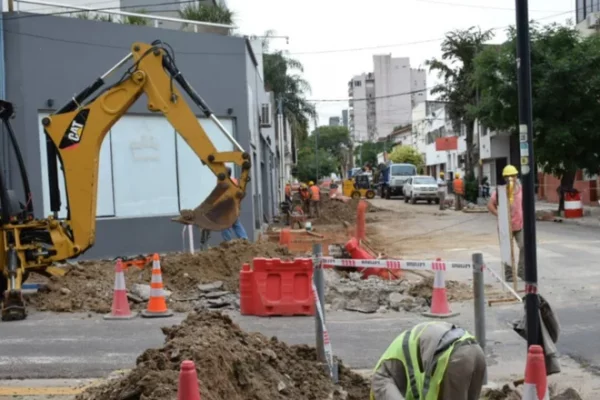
[
  {"x1": 371, "y1": 321, "x2": 486, "y2": 400},
  {"x1": 453, "y1": 172, "x2": 464, "y2": 211}
]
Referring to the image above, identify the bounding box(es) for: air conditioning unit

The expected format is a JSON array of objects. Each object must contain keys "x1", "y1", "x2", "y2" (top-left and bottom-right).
[
  {"x1": 588, "y1": 12, "x2": 599, "y2": 28},
  {"x1": 260, "y1": 103, "x2": 272, "y2": 127}
]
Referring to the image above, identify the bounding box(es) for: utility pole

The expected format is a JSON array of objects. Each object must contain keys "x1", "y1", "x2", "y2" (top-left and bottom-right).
[
  {"x1": 277, "y1": 98, "x2": 285, "y2": 201},
  {"x1": 313, "y1": 116, "x2": 319, "y2": 182},
  {"x1": 515, "y1": 0, "x2": 540, "y2": 347}
]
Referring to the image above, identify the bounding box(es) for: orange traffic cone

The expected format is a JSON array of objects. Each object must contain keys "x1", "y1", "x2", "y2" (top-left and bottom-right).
[
  {"x1": 104, "y1": 259, "x2": 137, "y2": 320},
  {"x1": 178, "y1": 360, "x2": 201, "y2": 400},
  {"x1": 422, "y1": 259, "x2": 459, "y2": 318},
  {"x1": 523, "y1": 345, "x2": 549, "y2": 400},
  {"x1": 141, "y1": 254, "x2": 173, "y2": 318}
]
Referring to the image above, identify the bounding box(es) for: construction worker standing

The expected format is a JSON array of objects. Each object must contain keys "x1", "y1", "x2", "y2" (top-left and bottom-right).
[
  {"x1": 299, "y1": 183, "x2": 311, "y2": 215},
  {"x1": 487, "y1": 165, "x2": 524, "y2": 282},
  {"x1": 309, "y1": 180, "x2": 321, "y2": 218},
  {"x1": 371, "y1": 321, "x2": 486, "y2": 400},
  {"x1": 221, "y1": 168, "x2": 249, "y2": 242},
  {"x1": 453, "y1": 173, "x2": 464, "y2": 211},
  {"x1": 437, "y1": 172, "x2": 447, "y2": 211}
]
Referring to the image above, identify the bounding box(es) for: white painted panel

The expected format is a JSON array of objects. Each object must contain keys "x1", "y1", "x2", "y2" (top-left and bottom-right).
[
  {"x1": 111, "y1": 115, "x2": 178, "y2": 217},
  {"x1": 38, "y1": 113, "x2": 115, "y2": 218},
  {"x1": 496, "y1": 185, "x2": 514, "y2": 278},
  {"x1": 176, "y1": 118, "x2": 234, "y2": 210}
]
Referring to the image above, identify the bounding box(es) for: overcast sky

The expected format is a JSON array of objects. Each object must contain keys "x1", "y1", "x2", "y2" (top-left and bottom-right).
[{"x1": 226, "y1": 0, "x2": 575, "y2": 127}]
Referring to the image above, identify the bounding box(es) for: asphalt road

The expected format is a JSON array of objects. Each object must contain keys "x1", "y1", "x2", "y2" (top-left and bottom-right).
[{"x1": 1, "y1": 203, "x2": 600, "y2": 386}]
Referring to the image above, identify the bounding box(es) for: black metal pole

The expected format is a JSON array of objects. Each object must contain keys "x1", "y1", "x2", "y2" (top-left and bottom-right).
[{"x1": 515, "y1": 0, "x2": 540, "y2": 347}]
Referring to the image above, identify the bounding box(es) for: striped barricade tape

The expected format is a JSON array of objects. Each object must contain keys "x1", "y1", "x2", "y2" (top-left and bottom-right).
[
  {"x1": 312, "y1": 282, "x2": 335, "y2": 378},
  {"x1": 319, "y1": 257, "x2": 473, "y2": 271}
]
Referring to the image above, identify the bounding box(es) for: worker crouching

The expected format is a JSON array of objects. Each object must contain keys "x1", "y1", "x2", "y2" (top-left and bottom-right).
[{"x1": 371, "y1": 321, "x2": 486, "y2": 400}]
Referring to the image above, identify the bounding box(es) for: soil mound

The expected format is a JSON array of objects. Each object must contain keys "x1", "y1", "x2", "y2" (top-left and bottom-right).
[
  {"x1": 313, "y1": 197, "x2": 383, "y2": 226},
  {"x1": 28, "y1": 240, "x2": 290, "y2": 314},
  {"x1": 77, "y1": 311, "x2": 371, "y2": 400}
]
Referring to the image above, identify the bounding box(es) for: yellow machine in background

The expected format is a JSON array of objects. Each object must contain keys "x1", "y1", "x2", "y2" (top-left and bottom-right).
[
  {"x1": 0, "y1": 41, "x2": 251, "y2": 321},
  {"x1": 343, "y1": 175, "x2": 376, "y2": 200}
]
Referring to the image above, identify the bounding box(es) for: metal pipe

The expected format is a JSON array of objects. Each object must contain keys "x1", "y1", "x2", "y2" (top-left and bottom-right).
[
  {"x1": 313, "y1": 243, "x2": 325, "y2": 362},
  {"x1": 472, "y1": 252, "x2": 487, "y2": 385},
  {"x1": 101, "y1": 52, "x2": 133, "y2": 80},
  {"x1": 208, "y1": 114, "x2": 244, "y2": 152},
  {"x1": 14, "y1": 0, "x2": 237, "y2": 29}
]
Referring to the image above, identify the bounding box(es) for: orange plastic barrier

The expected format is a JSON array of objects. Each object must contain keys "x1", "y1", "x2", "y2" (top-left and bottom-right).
[
  {"x1": 240, "y1": 258, "x2": 315, "y2": 317},
  {"x1": 345, "y1": 237, "x2": 402, "y2": 281}
]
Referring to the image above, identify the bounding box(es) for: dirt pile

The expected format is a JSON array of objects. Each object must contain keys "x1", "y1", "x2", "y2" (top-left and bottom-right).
[
  {"x1": 28, "y1": 240, "x2": 290, "y2": 314},
  {"x1": 324, "y1": 270, "x2": 473, "y2": 314},
  {"x1": 481, "y1": 383, "x2": 582, "y2": 399},
  {"x1": 77, "y1": 311, "x2": 371, "y2": 400},
  {"x1": 313, "y1": 197, "x2": 384, "y2": 226}
]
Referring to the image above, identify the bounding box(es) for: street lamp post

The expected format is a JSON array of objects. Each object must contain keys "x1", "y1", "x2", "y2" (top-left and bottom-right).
[{"x1": 515, "y1": 0, "x2": 540, "y2": 346}]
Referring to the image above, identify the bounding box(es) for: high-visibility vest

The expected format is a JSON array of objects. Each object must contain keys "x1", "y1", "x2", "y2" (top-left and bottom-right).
[
  {"x1": 285, "y1": 185, "x2": 292, "y2": 197},
  {"x1": 453, "y1": 178, "x2": 464, "y2": 195},
  {"x1": 310, "y1": 185, "x2": 320, "y2": 201},
  {"x1": 300, "y1": 189, "x2": 310, "y2": 200},
  {"x1": 370, "y1": 322, "x2": 476, "y2": 400}
]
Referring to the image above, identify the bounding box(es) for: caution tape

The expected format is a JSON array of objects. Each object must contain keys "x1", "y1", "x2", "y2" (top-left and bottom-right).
[
  {"x1": 312, "y1": 282, "x2": 335, "y2": 378},
  {"x1": 318, "y1": 257, "x2": 473, "y2": 271}
]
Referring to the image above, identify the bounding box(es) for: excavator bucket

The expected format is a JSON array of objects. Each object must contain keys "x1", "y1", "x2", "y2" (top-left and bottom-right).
[{"x1": 174, "y1": 181, "x2": 240, "y2": 231}]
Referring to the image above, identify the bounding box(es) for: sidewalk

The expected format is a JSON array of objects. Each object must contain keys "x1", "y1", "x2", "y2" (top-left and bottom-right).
[{"x1": 536, "y1": 201, "x2": 600, "y2": 229}]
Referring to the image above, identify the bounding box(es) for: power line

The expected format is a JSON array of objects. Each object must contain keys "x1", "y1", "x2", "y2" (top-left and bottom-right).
[
  {"x1": 4, "y1": 0, "x2": 200, "y2": 20},
  {"x1": 288, "y1": 8, "x2": 575, "y2": 56},
  {"x1": 415, "y1": 0, "x2": 566, "y2": 13},
  {"x1": 308, "y1": 87, "x2": 434, "y2": 102}
]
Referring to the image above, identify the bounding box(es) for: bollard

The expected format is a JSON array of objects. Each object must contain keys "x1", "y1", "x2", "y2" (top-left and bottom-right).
[
  {"x1": 472, "y1": 252, "x2": 487, "y2": 385},
  {"x1": 313, "y1": 243, "x2": 325, "y2": 362},
  {"x1": 312, "y1": 242, "x2": 339, "y2": 382}
]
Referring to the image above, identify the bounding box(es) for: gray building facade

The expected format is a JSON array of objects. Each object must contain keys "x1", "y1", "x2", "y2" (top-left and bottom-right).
[
  {"x1": 1, "y1": 13, "x2": 276, "y2": 259},
  {"x1": 576, "y1": 0, "x2": 600, "y2": 23}
]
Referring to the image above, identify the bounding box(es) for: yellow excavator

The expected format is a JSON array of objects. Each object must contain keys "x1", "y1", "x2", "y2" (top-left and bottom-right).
[{"x1": 0, "y1": 40, "x2": 251, "y2": 321}]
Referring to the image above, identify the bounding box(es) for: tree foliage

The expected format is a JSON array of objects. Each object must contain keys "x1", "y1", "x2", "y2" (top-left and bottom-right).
[
  {"x1": 310, "y1": 125, "x2": 351, "y2": 175},
  {"x1": 472, "y1": 23, "x2": 600, "y2": 189},
  {"x1": 294, "y1": 146, "x2": 337, "y2": 183},
  {"x1": 353, "y1": 141, "x2": 388, "y2": 167},
  {"x1": 262, "y1": 31, "x2": 316, "y2": 142},
  {"x1": 426, "y1": 27, "x2": 494, "y2": 178},
  {"x1": 388, "y1": 146, "x2": 425, "y2": 170},
  {"x1": 179, "y1": 2, "x2": 235, "y2": 25}
]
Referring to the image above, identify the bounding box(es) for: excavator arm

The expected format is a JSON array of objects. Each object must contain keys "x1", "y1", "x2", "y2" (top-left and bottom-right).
[
  {"x1": 43, "y1": 41, "x2": 251, "y2": 256},
  {"x1": 0, "y1": 41, "x2": 251, "y2": 321}
]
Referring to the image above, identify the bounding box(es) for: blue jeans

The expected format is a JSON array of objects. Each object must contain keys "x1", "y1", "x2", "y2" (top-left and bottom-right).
[{"x1": 221, "y1": 218, "x2": 248, "y2": 241}]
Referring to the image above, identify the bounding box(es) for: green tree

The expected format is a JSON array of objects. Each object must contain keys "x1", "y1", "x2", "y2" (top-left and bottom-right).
[
  {"x1": 388, "y1": 146, "x2": 424, "y2": 170},
  {"x1": 426, "y1": 27, "x2": 494, "y2": 178},
  {"x1": 472, "y1": 23, "x2": 600, "y2": 210},
  {"x1": 353, "y1": 141, "x2": 389, "y2": 167},
  {"x1": 262, "y1": 31, "x2": 316, "y2": 143},
  {"x1": 121, "y1": 10, "x2": 148, "y2": 26},
  {"x1": 310, "y1": 125, "x2": 351, "y2": 174},
  {"x1": 179, "y1": 1, "x2": 234, "y2": 25},
  {"x1": 294, "y1": 146, "x2": 337, "y2": 182}
]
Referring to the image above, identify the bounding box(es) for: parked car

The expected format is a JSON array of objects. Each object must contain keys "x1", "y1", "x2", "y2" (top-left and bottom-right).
[{"x1": 403, "y1": 175, "x2": 440, "y2": 205}]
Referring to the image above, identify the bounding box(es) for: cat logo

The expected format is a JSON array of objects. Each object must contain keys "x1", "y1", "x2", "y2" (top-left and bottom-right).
[{"x1": 59, "y1": 109, "x2": 90, "y2": 149}]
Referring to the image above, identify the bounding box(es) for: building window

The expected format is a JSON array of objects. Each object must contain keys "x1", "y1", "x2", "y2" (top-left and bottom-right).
[
  {"x1": 111, "y1": 116, "x2": 179, "y2": 217},
  {"x1": 354, "y1": 80, "x2": 362, "y2": 87},
  {"x1": 176, "y1": 118, "x2": 235, "y2": 210}
]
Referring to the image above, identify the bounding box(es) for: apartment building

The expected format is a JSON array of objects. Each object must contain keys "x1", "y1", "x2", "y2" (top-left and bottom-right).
[
  {"x1": 348, "y1": 55, "x2": 426, "y2": 143},
  {"x1": 348, "y1": 72, "x2": 376, "y2": 142},
  {"x1": 329, "y1": 116, "x2": 340, "y2": 126},
  {"x1": 373, "y1": 55, "x2": 426, "y2": 139},
  {"x1": 576, "y1": 0, "x2": 600, "y2": 37},
  {"x1": 341, "y1": 109, "x2": 349, "y2": 129}
]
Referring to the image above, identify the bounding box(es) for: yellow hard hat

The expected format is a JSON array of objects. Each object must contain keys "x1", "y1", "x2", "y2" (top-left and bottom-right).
[
  {"x1": 309, "y1": 181, "x2": 314, "y2": 186},
  {"x1": 439, "y1": 171, "x2": 445, "y2": 176},
  {"x1": 455, "y1": 172, "x2": 460, "y2": 178},
  {"x1": 503, "y1": 165, "x2": 519, "y2": 177}
]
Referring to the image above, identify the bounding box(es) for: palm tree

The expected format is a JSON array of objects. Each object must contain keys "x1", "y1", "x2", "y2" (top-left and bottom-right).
[
  {"x1": 426, "y1": 27, "x2": 494, "y2": 178},
  {"x1": 261, "y1": 30, "x2": 316, "y2": 142},
  {"x1": 179, "y1": 1, "x2": 235, "y2": 28}
]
